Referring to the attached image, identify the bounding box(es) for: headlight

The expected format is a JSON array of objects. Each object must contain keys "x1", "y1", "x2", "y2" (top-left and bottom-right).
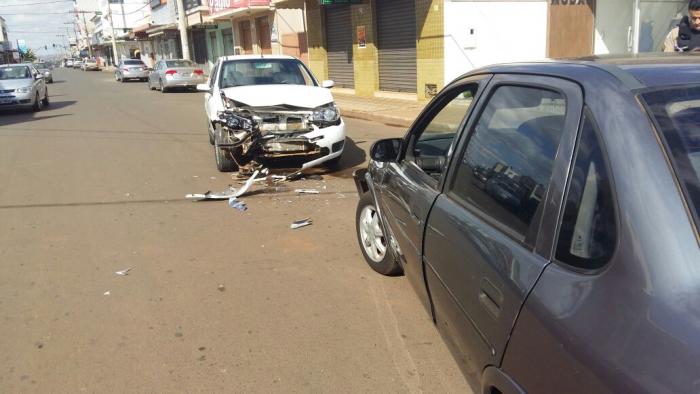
[
  {"x1": 312, "y1": 103, "x2": 340, "y2": 127},
  {"x1": 44, "y1": 71, "x2": 50, "y2": 75},
  {"x1": 15, "y1": 86, "x2": 32, "y2": 93}
]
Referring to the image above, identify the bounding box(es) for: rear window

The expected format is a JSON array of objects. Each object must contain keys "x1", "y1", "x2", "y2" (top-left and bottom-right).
[
  {"x1": 124, "y1": 60, "x2": 144, "y2": 65},
  {"x1": 165, "y1": 60, "x2": 193, "y2": 67},
  {"x1": 642, "y1": 86, "x2": 700, "y2": 230}
]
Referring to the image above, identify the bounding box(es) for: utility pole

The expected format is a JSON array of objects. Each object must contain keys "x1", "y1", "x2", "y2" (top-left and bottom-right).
[
  {"x1": 175, "y1": 0, "x2": 190, "y2": 60},
  {"x1": 80, "y1": 11, "x2": 93, "y2": 58},
  {"x1": 107, "y1": 5, "x2": 119, "y2": 66}
]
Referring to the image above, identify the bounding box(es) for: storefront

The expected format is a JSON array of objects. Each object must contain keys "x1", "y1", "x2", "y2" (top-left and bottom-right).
[
  {"x1": 324, "y1": 4, "x2": 354, "y2": 88},
  {"x1": 204, "y1": 0, "x2": 274, "y2": 63},
  {"x1": 204, "y1": 21, "x2": 232, "y2": 70},
  {"x1": 376, "y1": 0, "x2": 417, "y2": 92}
]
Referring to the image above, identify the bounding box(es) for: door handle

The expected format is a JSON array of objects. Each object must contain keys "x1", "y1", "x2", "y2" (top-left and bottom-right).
[{"x1": 479, "y1": 278, "x2": 502, "y2": 319}]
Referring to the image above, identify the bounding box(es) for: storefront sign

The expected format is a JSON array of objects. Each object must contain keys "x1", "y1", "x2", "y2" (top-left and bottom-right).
[
  {"x1": 16, "y1": 39, "x2": 27, "y2": 54},
  {"x1": 357, "y1": 25, "x2": 366, "y2": 48},
  {"x1": 208, "y1": 0, "x2": 270, "y2": 15}
]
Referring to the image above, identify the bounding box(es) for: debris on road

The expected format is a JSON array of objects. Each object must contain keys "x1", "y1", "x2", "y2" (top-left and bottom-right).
[
  {"x1": 186, "y1": 185, "x2": 238, "y2": 201},
  {"x1": 217, "y1": 284, "x2": 226, "y2": 292},
  {"x1": 115, "y1": 267, "x2": 133, "y2": 276},
  {"x1": 103, "y1": 291, "x2": 111, "y2": 296},
  {"x1": 294, "y1": 189, "x2": 320, "y2": 194},
  {"x1": 228, "y1": 197, "x2": 247, "y2": 212},
  {"x1": 290, "y1": 218, "x2": 312, "y2": 229},
  {"x1": 233, "y1": 168, "x2": 267, "y2": 198}
]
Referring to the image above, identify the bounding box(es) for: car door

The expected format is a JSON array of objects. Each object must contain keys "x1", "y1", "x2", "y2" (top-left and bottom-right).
[
  {"x1": 204, "y1": 60, "x2": 220, "y2": 121},
  {"x1": 376, "y1": 75, "x2": 490, "y2": 312},
  {"x1": 149, "y1": 61, "x2": 160, "y2": 85},
  {"x1": 30, "y1": 66, "x2": 44, "y2": 98},
  {"x1": 422, "y1": 74, "x2": 583, "y2": 377}
]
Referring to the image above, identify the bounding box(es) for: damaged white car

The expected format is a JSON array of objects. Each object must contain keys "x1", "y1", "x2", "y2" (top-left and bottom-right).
[{"x1": 198, "y1": 55, "x2": 346, "y2": 173}]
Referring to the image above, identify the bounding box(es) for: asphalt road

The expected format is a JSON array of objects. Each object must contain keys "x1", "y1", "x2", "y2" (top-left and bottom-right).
[{"x1": 0, "y1": 68, "x2": 470, "y2": 393}]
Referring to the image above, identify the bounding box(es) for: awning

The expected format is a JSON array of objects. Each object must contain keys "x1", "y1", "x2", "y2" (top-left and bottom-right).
[
  {"x1": 207, "y1": 0, "x2": 271, "y2": 20},
  {"x1": 146, "y1": 23, "x2": 178, "y2": 38}
]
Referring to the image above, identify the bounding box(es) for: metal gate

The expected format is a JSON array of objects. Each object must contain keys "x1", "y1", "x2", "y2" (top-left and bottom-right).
[
  {"x1": 376, "y1": 0, "x2": 416, "y2": 92},
  {"x1": 324, "y1": 6, "x2": 354, "y2": 88}
]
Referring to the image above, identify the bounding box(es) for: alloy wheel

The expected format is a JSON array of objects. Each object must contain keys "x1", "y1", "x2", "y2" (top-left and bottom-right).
[{"x1": 359, "y1": 205, "x2": 387, "y2": 263}]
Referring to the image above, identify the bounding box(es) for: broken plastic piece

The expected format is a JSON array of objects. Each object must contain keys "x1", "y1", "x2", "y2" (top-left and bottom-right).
[
  {"x1": 233, "y1": 169, "x2": 264, "y2": 198},
  {"x1": 290, "y1": 218, "x2": 312, "y2": 229},
  {"x1": 103, "y1": 291, "x2": 111, "y2": 296},
  {"x1": 228, "y1": 197, "x2": 248, "y2": 211},
  {"x1": 294, "y1": 189, "x2": 320, "y2": 194},
  {"x1": 115, "y1": 268, "x2": 133, "y2": 276},
  {"x1": 186, "y1": 185, "x2": 238, "y2": 201}
]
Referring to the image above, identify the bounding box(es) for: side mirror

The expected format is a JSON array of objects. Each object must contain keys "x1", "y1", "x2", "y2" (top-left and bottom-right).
[
  {"x1": 34, "y1": 73, "x2": 44, "y2": 80},
  {"x1": 196, "y1": 83, "x2": 211, "y2": 92},
  {"x1": 370, "y1": 138, "x2": 402, "y2": 163},
  {"x1": 321, "y1": 80, "x2": 335, "y2": 89}
]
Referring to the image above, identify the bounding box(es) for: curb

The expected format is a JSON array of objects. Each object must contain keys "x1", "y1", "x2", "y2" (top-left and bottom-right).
[{"x1": 340, "y1": 109, "x2": 414, "y2": 129}]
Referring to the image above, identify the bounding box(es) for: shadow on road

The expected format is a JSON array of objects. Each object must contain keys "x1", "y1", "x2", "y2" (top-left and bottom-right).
[{"x1": 0, "y1": 100, "x2": 77, "y2": 127}]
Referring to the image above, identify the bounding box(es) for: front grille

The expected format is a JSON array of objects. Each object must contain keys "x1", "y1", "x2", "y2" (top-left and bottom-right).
[
  {"x1": 332, "y1": 140, "x2": 345, "y2": 153},
  {"x1": 0, "y1": 89, "x2": 14, "y2": 94}
]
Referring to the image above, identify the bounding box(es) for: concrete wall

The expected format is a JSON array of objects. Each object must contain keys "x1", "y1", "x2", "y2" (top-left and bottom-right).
[
  {"x1": 443, "y1": 1, "x2": 547, "y2": 85},
  {"x1": 351, "y1": 0, "x2": 378, "y2": 97},
  {"x1": 305, "y1": 1, "x2": 327, "y2": 82},
  {"x1": 417, "y1": 0, "x2": 444, "y2": 100},
  {"x1": 274, "y1": 1, "x2": 308, "y2": 62}
]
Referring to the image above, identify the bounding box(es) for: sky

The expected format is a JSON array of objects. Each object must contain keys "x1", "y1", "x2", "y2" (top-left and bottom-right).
[{"x1": 2, "y1": 0, "x2": 80, "y2": 59}]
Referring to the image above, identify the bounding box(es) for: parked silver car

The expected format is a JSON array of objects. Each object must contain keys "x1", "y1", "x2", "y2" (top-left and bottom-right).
[
  {"x1": 82, "y1": 58, "x2": 100, "y2": 71},
  {"x1": 33, "y1": 62, "x2": 53, "y2": 83},
  {"x1": 147, "y1": 59, "x2": 205, "y2": 92},
  {"x1": 115, "y1": 59, "x2": 148, "y2": 82},
  {"x1": 0, "y1": 63, "x2": 49, "y2": 112}
]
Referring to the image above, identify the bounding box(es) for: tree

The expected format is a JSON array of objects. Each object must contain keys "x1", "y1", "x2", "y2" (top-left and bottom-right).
[{"x1": 23, "y1": 49, "x2": 37, "y2": 62}]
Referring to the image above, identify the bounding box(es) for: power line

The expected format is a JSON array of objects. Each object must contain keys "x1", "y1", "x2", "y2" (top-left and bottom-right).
[
  {"x1": 1, "y1": 11, "x2": 73, "y2": 15},
  {"x1": 3, "y1": 0, "x2": 73, "y2": 6}
]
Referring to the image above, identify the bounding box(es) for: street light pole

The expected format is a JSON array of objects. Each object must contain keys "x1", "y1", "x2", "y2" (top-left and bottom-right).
[
  {"x1": 80, "y1": 11, "x2": 93, "y2": 58},
  {"x1": 175, "y1": 0, "x2": 191, "y2": 60}
]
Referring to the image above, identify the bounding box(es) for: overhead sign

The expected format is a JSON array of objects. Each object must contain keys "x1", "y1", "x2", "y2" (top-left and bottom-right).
[
  {"x1": 16, "y1": 39, "x2": 27, "y2": 54},
  {"x1": 208, "y1": 0, "x2": 270, "y2": 15}
]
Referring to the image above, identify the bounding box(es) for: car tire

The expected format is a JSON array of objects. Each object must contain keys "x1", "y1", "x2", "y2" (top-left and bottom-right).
[
  {"x1": 208, "y1": 120, "x2": 215, "y2": 145},
  {"x1": 214, "y1": 145, "x2": 238, "y2": 172},
  {"x1": 42, "y1": 89, "x2": 49, "y2": 107},
  {"x1": 32, "y1": 92, "x2": 42, "y2": 112},
  {"x1": 160, "y1": 80, "x2": 168, "y2": 93},
  {"x1": 115, "y1": 73, "x2": 120, "y2": 82},
  {"x1": 356, "y1": 192, "x2": 402, "y2": 276}
]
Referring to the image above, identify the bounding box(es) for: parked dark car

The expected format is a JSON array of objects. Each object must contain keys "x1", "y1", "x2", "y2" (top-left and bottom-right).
[{"x1": 354, "y1": 54, "x2": 700, "y2": 393}]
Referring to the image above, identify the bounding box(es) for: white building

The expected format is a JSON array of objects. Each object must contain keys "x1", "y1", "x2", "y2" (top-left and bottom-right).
[{"x1": 93, "y1": 0, "x2": 153, "y2": 65}]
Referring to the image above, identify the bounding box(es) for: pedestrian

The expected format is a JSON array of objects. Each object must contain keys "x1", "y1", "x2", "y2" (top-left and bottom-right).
[{"x1": 663, "y1": 0, "x2": 700, "y2": 52}]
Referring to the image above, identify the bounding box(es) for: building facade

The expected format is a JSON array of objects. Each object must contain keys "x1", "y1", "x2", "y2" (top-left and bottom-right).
[{"x1": 0, "y1": 16, "x2": 12, "y2": 64}]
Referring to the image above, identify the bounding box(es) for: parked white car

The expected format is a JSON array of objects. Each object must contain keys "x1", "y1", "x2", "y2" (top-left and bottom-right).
[{"x1": 198, "y1": 55, "x2": 345, "y2": 172}]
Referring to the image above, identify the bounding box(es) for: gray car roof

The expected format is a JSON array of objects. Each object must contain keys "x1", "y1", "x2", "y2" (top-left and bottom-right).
[{"x1": 470, "y1": 53, "x2": 700, "y2": 91}]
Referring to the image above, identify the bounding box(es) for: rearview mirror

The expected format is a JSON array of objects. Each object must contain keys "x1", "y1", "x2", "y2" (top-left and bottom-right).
[
  {"x1": 196, "y1": 83, "x2": 211, "y2": 92},
  {"x1": 370, "y1": 138, "x2": 402, "y2": 163},
  {"x1": 322, "y1": 80, "x2": 335, "y2": 89}
]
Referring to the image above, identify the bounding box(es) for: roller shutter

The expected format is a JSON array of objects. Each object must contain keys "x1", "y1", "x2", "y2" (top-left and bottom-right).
[
  {"x1": 376, "y1": 0, "x2": 416, "y2": 92},
  {"x1": 324, "y1": 6, "x2": 354, "y2": 88}
]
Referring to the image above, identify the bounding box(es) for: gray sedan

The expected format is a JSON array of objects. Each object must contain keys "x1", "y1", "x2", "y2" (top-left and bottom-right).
[
  {"x1": 115, "y1": 59, "x2": 148, "y2": 82},
  {"x1": 355, "y1": 54, "x2": 700, "y2": 393},
  {"x1": 0, "y1": 63, "x2": 49, "y2": 112},
  {"x1": 147, "y1": 59, "x2": 205, "y2": 92},
  {"x1": 33, "y1": 62, "x2": 53, "y2": 83}
]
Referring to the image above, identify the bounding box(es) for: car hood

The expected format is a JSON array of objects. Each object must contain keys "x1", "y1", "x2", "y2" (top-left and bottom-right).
[
  {"x1": 0, "y1": 79, "x2": 34, "y2": 91},
  {"x1": 220, "y1": 84, "x2": 334, "y2": 109},
  {"x1": 38, "y1": 68, "x2": 51, "y2": 73}
]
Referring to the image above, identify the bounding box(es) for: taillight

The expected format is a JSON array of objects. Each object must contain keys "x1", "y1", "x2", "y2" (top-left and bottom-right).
[
  {"x1": 193, "y1": 69, "x2": 204, "y2": 75},
  {"x1": 165, "y1": 69, "x2": 177, "y2": 75},
  {"x1": 121, "y1": 67, "x2": 128, "y2": 71}
]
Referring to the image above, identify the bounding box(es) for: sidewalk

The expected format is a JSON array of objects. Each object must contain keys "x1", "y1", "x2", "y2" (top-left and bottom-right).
[{"x1": 333, "y1": 92, "x2": 425, "y2": 128}]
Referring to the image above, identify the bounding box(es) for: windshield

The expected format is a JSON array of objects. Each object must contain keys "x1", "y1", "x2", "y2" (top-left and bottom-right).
[
  {"x1": 35, "y1": 63, "x2": 48, "y2": 69},
  {"x1": 0, "y1": 66, "x2": 31, "y2": 80},
  {"x1": 643, "y1": 86, "x2": 700, "y2": 229},
  {"x1": 124, "y1": 60, "x2": 144, "y2": 65},
  {"x1": 165, "y1": 60, "x2": 193, "y2": 68},
  {"x1": 218, "y1": 59, "x2": 317, "y2": 88}
]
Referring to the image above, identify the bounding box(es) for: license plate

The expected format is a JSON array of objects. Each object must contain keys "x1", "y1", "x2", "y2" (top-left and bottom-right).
[
  {"x1": 0, "y1": 98, "x2": 14, "y2": 104},
  {"x1": 133, "y1": 67, "x2": 142, "y2": 71}
]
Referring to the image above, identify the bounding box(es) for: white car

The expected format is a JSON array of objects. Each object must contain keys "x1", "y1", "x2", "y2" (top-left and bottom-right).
[{"x1": 198, "y1": 55, "x2": 346, "y2": 172}]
